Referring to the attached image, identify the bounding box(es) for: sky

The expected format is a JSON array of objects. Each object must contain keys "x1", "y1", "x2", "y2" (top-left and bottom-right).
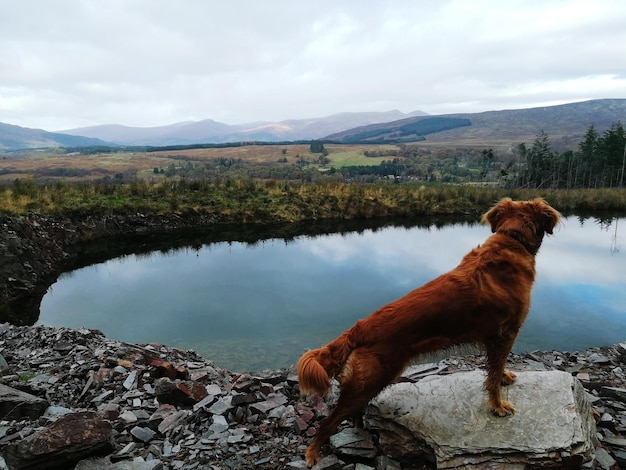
[{"x1": 2, "y1": 1, "x2": 626, "y2": 132}]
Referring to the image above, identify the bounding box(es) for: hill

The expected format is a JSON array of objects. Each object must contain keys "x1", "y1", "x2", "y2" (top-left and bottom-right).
[
  {"x1": 325, "y1": 99, "x2": 626, "y2": 150},
  {"x1": 2, "y1": 99, "x2": 623, "y2": 151},
  {"x1": 0, "y1": 122, "x2": 112, "y2": 151},
  {"x1": 60, "y1": 110, "x2": 428, "y2": 146}
]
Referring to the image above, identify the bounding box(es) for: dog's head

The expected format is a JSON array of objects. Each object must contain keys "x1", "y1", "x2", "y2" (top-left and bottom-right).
[{"x1": 481, "y1": 198, "x2": 561, "y2": 254}]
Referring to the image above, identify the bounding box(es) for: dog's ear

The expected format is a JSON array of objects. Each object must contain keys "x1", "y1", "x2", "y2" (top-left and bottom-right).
[
  {"x1": 537, "y1": 200, "x2": 560, "y2": 235},
  {"x1": 481, "y1": 198, "x2": 513, "y2": 233}
]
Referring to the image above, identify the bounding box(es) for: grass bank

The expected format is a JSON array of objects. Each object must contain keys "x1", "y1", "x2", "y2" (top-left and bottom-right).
[{"x1": 2, "y1": 179, "x2": 625, "y2": 222}]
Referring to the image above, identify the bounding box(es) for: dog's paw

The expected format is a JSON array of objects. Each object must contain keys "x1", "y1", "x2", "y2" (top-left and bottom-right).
[
  {"x1": 492, "y1": 400, "x2": 515, "y2": 416},
  {"x1": 501, "y1": 370, "x2": 517, "y2": 386},
  {"x1": 305, "y1": 447, "x2": 319, "y2": 467}
]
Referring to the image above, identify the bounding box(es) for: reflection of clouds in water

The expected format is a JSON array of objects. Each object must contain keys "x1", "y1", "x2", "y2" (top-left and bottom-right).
[
  {"x1": 522, "y1": 217, "x2": 626, "y2": 352},
  {"x1": 538, "y1": 217, "x2": 625, "y2": 284},
  {"x1": 303, "y1": 223, "x2": 487, "y2": 287}
]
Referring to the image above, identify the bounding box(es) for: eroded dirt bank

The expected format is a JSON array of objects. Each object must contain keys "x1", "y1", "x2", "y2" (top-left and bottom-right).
[
  {"x1": 0, "y1": 212, "x2": 221, "y2": 324},
  {"x1": 1, "y1": 212, "x2": 428, "y2": 324}
]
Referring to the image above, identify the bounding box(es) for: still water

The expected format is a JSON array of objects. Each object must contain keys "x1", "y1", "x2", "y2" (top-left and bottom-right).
[{"x1": 38, "y1": 216, "x2": 626, "y2": 372}]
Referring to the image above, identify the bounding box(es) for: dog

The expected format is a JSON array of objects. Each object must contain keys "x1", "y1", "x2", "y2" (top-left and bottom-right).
[{"x1": 297, "y1": 197, "x2": 560, "y2": 467}]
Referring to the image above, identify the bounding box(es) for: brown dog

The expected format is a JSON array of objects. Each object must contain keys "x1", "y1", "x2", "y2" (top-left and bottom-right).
[{"x1": 297, "y1": 198, "x2": 560, "y2": 467}]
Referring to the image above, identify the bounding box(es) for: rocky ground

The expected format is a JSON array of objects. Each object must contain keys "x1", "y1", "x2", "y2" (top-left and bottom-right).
[{"x1": 1, "y1": 324, "x2": 626, "y2": 469}]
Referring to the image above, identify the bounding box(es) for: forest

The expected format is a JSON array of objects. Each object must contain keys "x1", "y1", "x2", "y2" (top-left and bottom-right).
[
  {"x1": 332, "y1": 122, "x2": 626, "y2": 189},
  {"x1": 155, "y1": 122, "x2": 625, "y2": 189},
  {"x1": 513, "y1": 123, "x2": 625, "y2": 189}
]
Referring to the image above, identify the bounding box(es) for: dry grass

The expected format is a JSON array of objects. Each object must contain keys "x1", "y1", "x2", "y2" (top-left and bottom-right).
[{"x1": 0, "y1": 144, "x2": 404, "y2": 181}]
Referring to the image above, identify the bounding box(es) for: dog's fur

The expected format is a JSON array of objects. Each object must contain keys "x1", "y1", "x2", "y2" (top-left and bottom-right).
[{"x1": 297, "y1": 198, "x2": 560, "y2": 467}]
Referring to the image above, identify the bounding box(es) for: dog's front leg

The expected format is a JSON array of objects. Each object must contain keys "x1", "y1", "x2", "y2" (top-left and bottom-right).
[{"x1": 484, "y1": 334, "x2": 517, "y2": 416}]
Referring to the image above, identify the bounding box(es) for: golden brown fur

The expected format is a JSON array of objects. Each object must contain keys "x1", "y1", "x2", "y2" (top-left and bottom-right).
[{"x1": 297, "y1": 198, "x2": 560, "y2": 467}]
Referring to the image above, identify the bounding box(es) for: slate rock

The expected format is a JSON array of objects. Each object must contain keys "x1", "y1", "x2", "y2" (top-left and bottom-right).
[
  {"x1": 3, "y1": 411, "x2": 113, "y2": 469},
  {"x1": 365, "y1": 370, "x2": 597, "y2": 469},
  {"x1": 329, "y1": 428, "x2": 377, "y2": 459},
  {"x1": 153, "y1": 377, "x2": 207, "y2": 406},
  {"x1": 594, "y1": 446, "x2": 617, "y2": 470},
  {"x1": 75, "y1": 457, "x2": 164, "y2": 469},
  {"x1": 130, "y1": 426, "x2": 156, "y2": 443},
  {"x1": 0, "y1": 383, "x2": 49, "y2": 420},
  {"x1": 601, "y1": 386, "x2": 626, "y2": 401},
  {"x1": 0, "y1": 353, "x2": 9, "y2": 374},
  {"x1": 311, "y1": 454, "x2": 344, "y2": 470}
]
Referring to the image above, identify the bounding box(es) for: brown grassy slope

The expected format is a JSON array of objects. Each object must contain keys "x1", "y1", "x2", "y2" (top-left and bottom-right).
[
  {"x1": 0, "y1": 144, "x2": 400, "y2": 182},
  {"x1": 326, "y1": 99, "x2": 626, "y2": 151}
]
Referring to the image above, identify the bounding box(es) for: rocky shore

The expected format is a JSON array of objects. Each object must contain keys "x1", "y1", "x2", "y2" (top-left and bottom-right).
[{"x1": 1, "y1": 324, "x2": 626, "y2": 469}]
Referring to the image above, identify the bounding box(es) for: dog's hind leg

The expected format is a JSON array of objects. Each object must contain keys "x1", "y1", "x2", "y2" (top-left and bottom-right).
[
  {"x1": 305, "y1": 351, "x2": 399, "y2": 467},
  {"x1": 484, "y1": 333, "x2": 517, "y2": 416},
  {"x1": 350, "y1": 410, "x2": 364, "y2": 428},
  {"x1": 305, "y1": 389, "x2": 372, "y2": 467}
]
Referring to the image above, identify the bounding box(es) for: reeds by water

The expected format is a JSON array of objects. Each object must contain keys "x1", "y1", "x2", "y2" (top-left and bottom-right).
[{"x1": 2, "y1": 179, "x2": 625, "y2": 222}]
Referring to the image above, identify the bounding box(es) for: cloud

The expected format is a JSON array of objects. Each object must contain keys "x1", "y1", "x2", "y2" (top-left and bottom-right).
[{"x1": 1, "y1": 0, "x2": 625, "y2": 130}]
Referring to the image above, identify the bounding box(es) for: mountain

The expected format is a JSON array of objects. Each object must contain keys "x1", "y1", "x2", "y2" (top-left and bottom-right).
[
  {"x1": 0, "y1": 122, "x2": 113, "y2": 151},
  {"x1": 3, "y1": 100, "x2": 623, "y2": 151},
  {"x1": 325, "y1": 99, "x2": 626, "y2": 149},
  {"x1": 61, "y1": 110, "x2": 428, "y2": 146}
]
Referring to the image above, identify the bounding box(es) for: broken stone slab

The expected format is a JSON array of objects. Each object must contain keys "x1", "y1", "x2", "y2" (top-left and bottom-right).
[
  {"x1": 0, "y1": 383, "x2": 49, "y2": 420},
  {"x1": 600, "y1": 386, "x2": 626, "y2": 401},
  {"x1": 364, "y1": 370, "x2": 597, "y2": 469},
  {"x1": 310, "y1": 454, "x2": 344, "y2": 470},
  {"x1": 2, "y1": 411, "x2": 114, "y2": 470},
  {"x1": 0, "y1": 353, "x2": 9, "y2": 374},
  {"x1": 75, "y1": 456, "x2": 164, "y2": 469},
  {"x1": 329, "y1": 428, "x2": 377, "y2": 460},
  {"x1": 594, "y1": 447, "x2": 617, "y2": 470},
  {"x1": 153, "y1": 377, "x2": 208, "y2": 406}
]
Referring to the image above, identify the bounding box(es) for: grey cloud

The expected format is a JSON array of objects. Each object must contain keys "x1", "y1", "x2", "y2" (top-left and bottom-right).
[{"x1": 1, "y1": 0, "x2": 625, "y2": 130}]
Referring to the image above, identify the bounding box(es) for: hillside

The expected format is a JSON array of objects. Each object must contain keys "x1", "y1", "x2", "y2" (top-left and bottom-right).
[
  {"x1": 0, "y1": 122, "x2": 112, "y2": 151},
  {"x1": 2, "y1": 99, "x2": 623, "y2": 151},
  {"x1": 60, "y1": 110, "x2": 428, "y2": 146},
  {"x1": 325, "y1": 99, "x2": 626, "y2": 150}
]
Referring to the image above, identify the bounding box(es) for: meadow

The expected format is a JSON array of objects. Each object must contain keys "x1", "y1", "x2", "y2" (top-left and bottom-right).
[
  {"x1": 2, "y1": 176, "x2": 626, "y2": 224},
  {"x1": 2, "y1": 143, "x2": 625, "y2": 221},
  {"x1": 0, "y1": 144, "x2": 397, "y2": 182}
]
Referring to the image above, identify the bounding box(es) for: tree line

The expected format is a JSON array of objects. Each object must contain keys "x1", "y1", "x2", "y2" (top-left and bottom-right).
[{"x1": 510, "y1": 122, "x2": 625, "y2": 189}]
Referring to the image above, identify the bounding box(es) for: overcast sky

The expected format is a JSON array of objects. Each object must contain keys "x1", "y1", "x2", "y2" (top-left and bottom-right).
[{"x1": 2, "y1": 1, "x2": 625, "y2": 131}]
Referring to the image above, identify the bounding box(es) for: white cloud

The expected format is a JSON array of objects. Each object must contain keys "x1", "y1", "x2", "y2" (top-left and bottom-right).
[{"x1": 1, "y1": 0, "x2": 625, "y2": 130}]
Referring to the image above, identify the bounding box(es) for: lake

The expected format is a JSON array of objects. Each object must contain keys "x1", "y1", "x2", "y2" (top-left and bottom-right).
[{"x1": 38, "y1": 215, "x2": 626, "y2": 372}]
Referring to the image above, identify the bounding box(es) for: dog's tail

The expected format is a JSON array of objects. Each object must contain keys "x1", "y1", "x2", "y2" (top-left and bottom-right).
[
  {"x1": 297, "y1": 333, "x2": 353, "y2": 397},
  {"x1": 297, "y1": 348, "x2": 332, "y2": 397}
]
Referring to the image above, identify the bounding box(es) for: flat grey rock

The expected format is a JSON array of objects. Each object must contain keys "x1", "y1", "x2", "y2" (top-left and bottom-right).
[
  {"x1": 365, "y1": 370, "x2": 597, "y2": 468},
  {"x1": 0, "y1": 383, "x2": 49, "y2": 420}
]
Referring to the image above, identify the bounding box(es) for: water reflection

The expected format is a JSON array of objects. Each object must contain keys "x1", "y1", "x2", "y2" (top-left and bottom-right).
[{"x1": 38, "y1": 216, "x2": 625, "y2": 372}]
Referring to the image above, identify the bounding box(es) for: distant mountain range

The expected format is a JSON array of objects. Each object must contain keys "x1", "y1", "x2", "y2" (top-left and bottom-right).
[
  {"x1": 1, "y1": 99, "x2": 624, "y2": 151},
  {"x1": 0, "y1": 122, "x2": 111, "y2": 151},
  {"x1": 59, "y1": 110, "x2": 428, "y2": 147}
]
